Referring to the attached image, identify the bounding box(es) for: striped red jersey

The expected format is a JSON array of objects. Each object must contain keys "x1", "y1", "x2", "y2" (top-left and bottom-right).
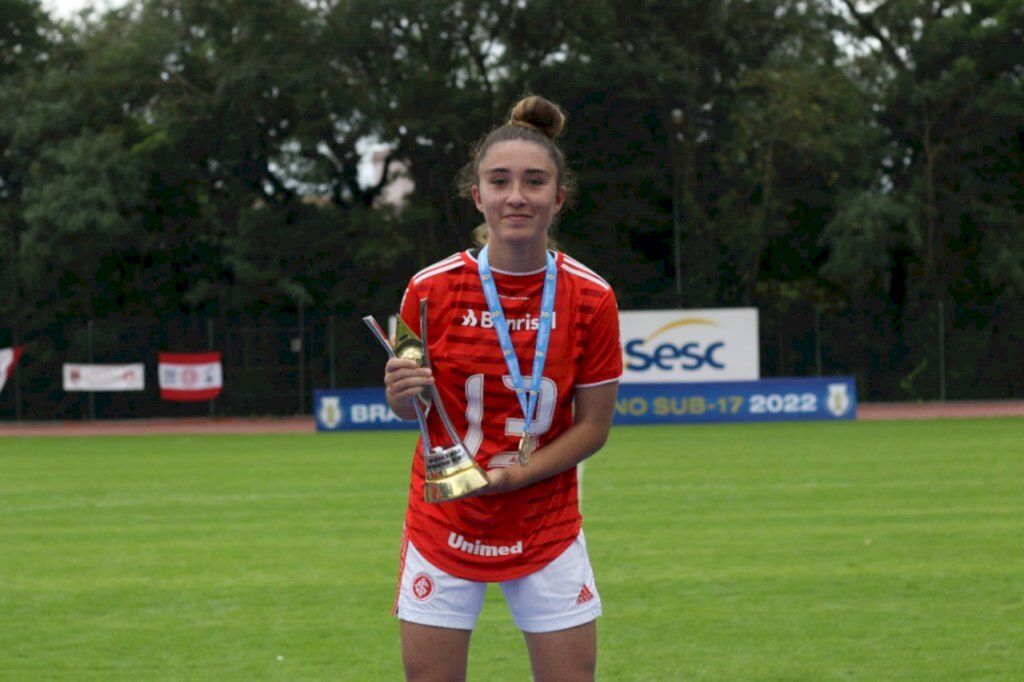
[{"x1": 397, "y1": 249, "x2": 622, "y2": 582}]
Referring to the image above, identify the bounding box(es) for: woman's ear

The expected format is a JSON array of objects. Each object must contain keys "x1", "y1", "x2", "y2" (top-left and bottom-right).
[{"x1": 553, "y1": 186, "x2": 567, "y2": 213}]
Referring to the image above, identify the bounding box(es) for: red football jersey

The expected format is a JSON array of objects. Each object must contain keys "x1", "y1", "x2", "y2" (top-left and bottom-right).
[{"x1": 397, "y1": 249, "x2": 622, "y2": 582}]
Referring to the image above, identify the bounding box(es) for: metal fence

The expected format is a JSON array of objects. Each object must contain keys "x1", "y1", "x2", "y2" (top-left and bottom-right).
[
  {"x1": 2, "y1": 299, "x2": 1021, "y2": 422},
  {"x1": 758, "y1": 297, "x2": 1023, "y2": 402},
  {"x1": 1, "y1": 312, "x2": 381, "y2": 421}
]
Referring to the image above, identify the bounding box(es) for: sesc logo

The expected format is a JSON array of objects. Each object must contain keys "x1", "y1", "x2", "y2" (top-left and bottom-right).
[
  {"x1": 619, "y1": 308, "x2": 759, "y2": 384},
  {"x1": 624, "y1": 317, "x2": 726, "y2": 373}
]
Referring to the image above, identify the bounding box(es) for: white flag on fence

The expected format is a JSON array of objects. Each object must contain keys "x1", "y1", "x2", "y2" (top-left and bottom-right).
[
  {"x1": 158, "y1": 352, "x2": 223, "y2": 401},
  {"x1": 63, "y1": 363, "x2": 145, "y2": 391},
  {"x1": 1, "y1": 346, "x2": 23, "y2": 395}
]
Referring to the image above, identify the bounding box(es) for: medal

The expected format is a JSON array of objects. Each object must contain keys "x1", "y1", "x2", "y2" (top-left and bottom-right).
[
  {"x1": 478, "y1": 246, "x2": 558, "y2": 469},
  {"x1": 518, "y1": 432, "x2": 537, "y2": 467}
]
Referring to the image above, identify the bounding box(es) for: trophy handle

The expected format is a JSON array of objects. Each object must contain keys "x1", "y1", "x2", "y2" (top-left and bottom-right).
[
  {"x1": 362, "y1": 316, "x2": 396, "y2": 358},
  {"x1": 419, "y1": 299, "x2": 468, "y2": 450},
  {"x1": 417, "y1": 299, "x2": 489, "y2": 502},
  {"x1": 364, "y1": 314, "x2": 435, "y2": 451},
  {"x1": 363, "y1": 310, "x2": 488, "y2": 503}
]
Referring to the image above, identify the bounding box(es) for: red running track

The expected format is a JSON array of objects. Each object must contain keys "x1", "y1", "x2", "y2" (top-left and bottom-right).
[{"x1": 1, "y1": 401, "x2": 1023, "y2": 437}]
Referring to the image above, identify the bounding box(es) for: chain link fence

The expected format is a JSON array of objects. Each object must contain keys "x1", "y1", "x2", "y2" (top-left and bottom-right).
[
  {"x1": 0, "y1": 312, "x2": 380, "y2": 421},
  {"x1": 759, "y1": 297, "x2": 1023, "y2": 402},
  {"x1": 2, "y1": 299, "x2": 1021, "y2": 421}
]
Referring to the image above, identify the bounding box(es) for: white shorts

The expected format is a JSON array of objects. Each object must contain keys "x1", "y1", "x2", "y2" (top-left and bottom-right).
[{"x1": 393, "y1": 532, "x2": 602, "y2": 634}]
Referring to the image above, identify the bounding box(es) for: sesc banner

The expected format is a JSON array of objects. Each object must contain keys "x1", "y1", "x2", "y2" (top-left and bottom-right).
[{"x1": 619, "y1": 308, "x2": 760, "y2": 384}]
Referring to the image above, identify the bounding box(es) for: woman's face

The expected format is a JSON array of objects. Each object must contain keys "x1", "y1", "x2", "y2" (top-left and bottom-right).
[{"x1": 471, "y1": 140, "x2": 566, "y2": 248}]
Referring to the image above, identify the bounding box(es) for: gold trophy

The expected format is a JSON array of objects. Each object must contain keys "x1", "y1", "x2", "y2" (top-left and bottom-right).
[{"x1": 363, "y1": 299, "x2": 489, "y2": 503}]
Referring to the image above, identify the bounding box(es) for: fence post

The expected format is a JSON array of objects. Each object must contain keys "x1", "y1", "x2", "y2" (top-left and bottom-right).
[
  {"x1": 329, "y1": 314, "x2": 337, "y2": 389},
  {"x1": 938, "y1": 299, "x2": 946, "y2": 402},
  {"x1": 88, "y1": 320, "x2": 96, "y2": 421},
  {"x1": 814, "y1": 306, "x2": 822, "y2": 377},
  {"x1": 298, "y1": 301, "x2": 306, "y2": 415},
  {"x1": 208, "y1": 317, "x2": 216, "y2": 417},
  {"x1": 13, "y1": 331, "x2": 22, "y2": 421}
]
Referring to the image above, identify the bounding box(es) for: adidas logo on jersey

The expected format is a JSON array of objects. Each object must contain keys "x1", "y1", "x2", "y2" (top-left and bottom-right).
[{"x1": 460, "y1": 309, "x2": 556, "y2": 331}]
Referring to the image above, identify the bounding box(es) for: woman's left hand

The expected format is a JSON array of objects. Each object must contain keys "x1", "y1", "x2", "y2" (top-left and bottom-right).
[{"x1": 479, "y1": 465, "x2": 518, "y2": 495}]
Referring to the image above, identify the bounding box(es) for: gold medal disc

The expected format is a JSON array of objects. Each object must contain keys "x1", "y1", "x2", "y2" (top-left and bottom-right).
[{"x1": 518, "y1": 433, "x2": 537, "y2": 467}]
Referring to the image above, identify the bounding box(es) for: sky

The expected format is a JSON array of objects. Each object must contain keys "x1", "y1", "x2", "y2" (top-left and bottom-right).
[{"x1": 43, "y1": 0, "x2": 127, "y2": 20}]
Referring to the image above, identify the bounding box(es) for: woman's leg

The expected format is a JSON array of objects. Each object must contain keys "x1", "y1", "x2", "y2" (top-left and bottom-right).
[
  {"x1": 501, "y1": 533, "x2": 601, "y2": 681},
  {"x1": 523, "y1": 621, "x2": 597, "y2": 682},
  {"x1": 400, "y1": 620, "x2": 473, "y2": 682}
]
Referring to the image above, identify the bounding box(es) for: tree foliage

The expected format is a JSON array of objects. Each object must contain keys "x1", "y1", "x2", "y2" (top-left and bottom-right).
[{"x1": 1, "y1": 0, "x2": 1022, "y2": 415}]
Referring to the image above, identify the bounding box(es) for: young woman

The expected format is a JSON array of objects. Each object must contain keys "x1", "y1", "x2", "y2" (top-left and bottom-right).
[{"x1": 382, "y1": 95, "x2": 622, "y2": 682}]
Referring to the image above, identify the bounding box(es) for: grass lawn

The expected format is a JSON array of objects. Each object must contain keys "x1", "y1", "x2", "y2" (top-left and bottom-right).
[{"x1": 1, "y1": 418, "x2": 1022, "y2": 680}]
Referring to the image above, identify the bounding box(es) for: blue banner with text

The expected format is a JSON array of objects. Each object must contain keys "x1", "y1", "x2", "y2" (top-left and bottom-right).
[
  {"x1": 613, "y1": 377, "x2": 857, "y2": 424},
  {"x1": 314, "y1": 388, "x2": 416, "y2": 432},
  {"x1": 314, "y1": 377, "x2": 856, "y2": 432}
]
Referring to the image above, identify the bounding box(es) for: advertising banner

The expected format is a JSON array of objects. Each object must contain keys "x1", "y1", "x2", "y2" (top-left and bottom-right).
[
  {"x1": 619, "y1": 308, "x2": 760, "y2": 384},
  {"x1": 314, "y1": 388, "x2": 416, "y2": 432},
  {"x1": 62, "y1": 363, "x2": 145, "y2": 391},
  {"x1": 315, "y1": 376, "x2": 855, "y2": 432},
  {"x1": 0, "y1": 346, "x2": 23, "y2": 395},
  {"x1": 613, "y1": 376, "x2": 856, "y2": 424},
  {"x1": 158, "y1": 352, "x2": 223, "y2": 401}
]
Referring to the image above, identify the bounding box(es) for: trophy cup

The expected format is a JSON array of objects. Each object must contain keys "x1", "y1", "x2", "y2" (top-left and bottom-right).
[{"x1": 363, "y1": 299, "x2": 489, "y2": 503}]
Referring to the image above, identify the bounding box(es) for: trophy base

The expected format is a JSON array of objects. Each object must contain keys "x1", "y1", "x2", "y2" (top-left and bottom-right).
[{"x1": 425, "y1": 460, "x2": 489, "y2": 503}]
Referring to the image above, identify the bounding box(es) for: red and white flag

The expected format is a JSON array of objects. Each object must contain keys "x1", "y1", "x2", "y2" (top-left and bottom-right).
[
  {"x1": 63, "y1": 363, "x2": 145, "y2": 391},
  {"x1": 0, "y1": 346, "x2": 23, "y2": 395},
  {"x1": 158, "y1": 352, "x2": 223, "y2": 401}
]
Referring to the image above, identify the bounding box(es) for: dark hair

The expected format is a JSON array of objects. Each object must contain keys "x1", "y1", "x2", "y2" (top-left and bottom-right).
[{"x1": 457, "y1": 95, "x2": 578, "y2": 246}]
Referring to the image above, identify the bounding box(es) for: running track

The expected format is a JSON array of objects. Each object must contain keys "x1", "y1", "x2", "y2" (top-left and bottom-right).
[{"x1": 2, "y1": 401, "x2": 1023, "y2": 437}]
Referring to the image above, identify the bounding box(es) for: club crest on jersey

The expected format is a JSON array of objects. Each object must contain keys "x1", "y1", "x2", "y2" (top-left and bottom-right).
[
  {"x1": 410, "y1": 572, "x2": 435, "y2": 602},
  {"x1": 460, "y1": 310, "x2": 556, "y2": 331}
]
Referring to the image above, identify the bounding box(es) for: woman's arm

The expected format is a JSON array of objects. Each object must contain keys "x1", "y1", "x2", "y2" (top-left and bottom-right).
[{"x1": 482, "y1": 381, "x2": 619, "y2": 494}]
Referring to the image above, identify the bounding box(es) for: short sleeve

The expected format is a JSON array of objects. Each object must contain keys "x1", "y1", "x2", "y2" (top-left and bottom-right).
[{"x1": 577, "y1": 288, "x2": 623, "y2": 387}]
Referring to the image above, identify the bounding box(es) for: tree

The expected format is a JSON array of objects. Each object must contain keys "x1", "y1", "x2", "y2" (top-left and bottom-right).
[
  {"x1": 827, "y1": 0, "x2": 1024, "y2": 302},
  {"x1": 822, "y1": 0, "x2": 1024, "y2": 397},
  {"x1": 4, "y1": 0, "x2": 1023, "y2": 415}
]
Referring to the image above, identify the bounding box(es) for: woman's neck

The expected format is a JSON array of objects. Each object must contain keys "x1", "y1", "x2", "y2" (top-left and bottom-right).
[{"x1": 484, "y1": 240, "x2": 549, "y2": 273}]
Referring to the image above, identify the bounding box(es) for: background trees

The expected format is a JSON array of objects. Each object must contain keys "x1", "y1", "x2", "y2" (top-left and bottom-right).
[{"x1": 1, "y1": 0, "x2": 1021, "y2": 417}]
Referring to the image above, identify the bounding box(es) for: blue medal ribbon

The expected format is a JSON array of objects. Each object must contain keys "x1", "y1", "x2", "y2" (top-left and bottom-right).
[{"x1": 477, "y1": 245, "x2": 558, "y2": 441}]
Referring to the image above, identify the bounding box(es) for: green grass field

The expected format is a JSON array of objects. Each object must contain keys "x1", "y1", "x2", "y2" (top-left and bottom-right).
[{"x1": 1, "y1": 419, "x2": 1022, "y2": 681}]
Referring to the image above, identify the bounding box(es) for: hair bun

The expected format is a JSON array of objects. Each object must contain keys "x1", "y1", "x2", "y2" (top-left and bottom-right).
[{"x1": 508, "y1": 95, "x2": 566, "y2": 139}]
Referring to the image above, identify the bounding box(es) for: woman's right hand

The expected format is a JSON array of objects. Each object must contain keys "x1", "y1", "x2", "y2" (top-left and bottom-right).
[{"x1": 384, "y1": 356, "x2": 433, "y2": 420}]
